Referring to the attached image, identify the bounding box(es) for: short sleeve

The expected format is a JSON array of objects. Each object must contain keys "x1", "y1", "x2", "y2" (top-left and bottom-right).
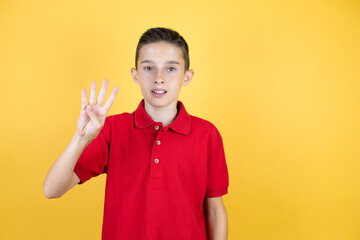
[
  {"x1": 205, "y1": 125, "x2": 229, "y2": 198},
  {"x1": 74, "y1": 116, "x2": 112, "y2": 184}
]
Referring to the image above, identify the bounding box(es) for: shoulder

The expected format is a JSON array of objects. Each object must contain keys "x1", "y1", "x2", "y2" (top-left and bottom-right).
[
  {"x1": 190, "y1": 115, "x2": 215, "y2": 128},
  {"x1": 106, "y1": 112, "x2": 132, "y2": 122},
  {"x1": 189, "y1": 115, "x2": 222, "y2": 137},
  {"x1": 103, "y1": 112, "x2": 133, "y2": 128},
  {"x1": 189, "y1": 115, "x2": 225, "y2": 153}
]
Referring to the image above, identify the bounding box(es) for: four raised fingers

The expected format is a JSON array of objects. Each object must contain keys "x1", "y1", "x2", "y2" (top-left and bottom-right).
[{"x1": 82, "y1": 79, "x2": 118, "y2": 114}]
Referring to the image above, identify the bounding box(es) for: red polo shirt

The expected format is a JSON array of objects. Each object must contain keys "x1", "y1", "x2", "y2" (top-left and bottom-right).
[{"x1": 74, "y1": 99, "x2": 229, "y2": 240}]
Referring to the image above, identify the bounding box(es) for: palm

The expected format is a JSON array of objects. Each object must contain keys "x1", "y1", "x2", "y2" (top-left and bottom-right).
[{"x1": 77, "y1": 79, "x2": 118, "y2": 140}]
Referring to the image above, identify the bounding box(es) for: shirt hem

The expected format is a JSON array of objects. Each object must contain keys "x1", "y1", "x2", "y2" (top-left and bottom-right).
[{"x1": 205, "y1": 186, "x2": 228, "y2": 198}]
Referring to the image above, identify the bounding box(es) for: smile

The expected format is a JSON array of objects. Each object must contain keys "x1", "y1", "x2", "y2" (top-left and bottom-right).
[
  {"x1": 151, "y1": 89, "x2": 167, "y2": 98},
  {"x1": 152, "y1": 90, "x2": 167, "y2": 94}
]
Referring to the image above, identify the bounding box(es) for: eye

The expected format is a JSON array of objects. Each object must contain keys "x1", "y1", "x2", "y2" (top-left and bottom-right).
[
  {"x1": 144, "y1": 66, "x2": 153, "y2": 71},
  {"x1": 168, "y1": 67, "x2": 176, "y2": 72}
]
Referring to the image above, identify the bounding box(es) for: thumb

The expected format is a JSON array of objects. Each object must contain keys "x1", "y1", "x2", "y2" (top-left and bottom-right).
[{"x1": 86, "y1": 105, "x2": 101, "y2": 129}]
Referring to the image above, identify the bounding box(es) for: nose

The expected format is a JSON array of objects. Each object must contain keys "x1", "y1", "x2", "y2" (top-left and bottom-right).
[{"x1": 155, "y1": 71, "x2": 165, "y2": 84}]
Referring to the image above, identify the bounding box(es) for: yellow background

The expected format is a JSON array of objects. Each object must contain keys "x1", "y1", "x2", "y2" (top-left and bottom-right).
[{"x1": 1, "y1": 0, "x2": 359, "y2": 239}]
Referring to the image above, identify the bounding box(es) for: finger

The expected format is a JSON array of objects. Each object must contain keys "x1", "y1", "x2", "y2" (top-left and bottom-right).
[
  {"x1": 89, "y1": 81, "x2": 96, "y2": 106},
  {"x1": 103, "y1": 86, "x2": 119, "y2": 113},
  {"x1": 81, "y1": 88, "x2": 87, "y2": 111},
  {"x1": 77, "y1": 109, "x2": 90, "y2": 134},
  {"x1": 86, "y1": 105, "x2": 101, "y2": 129},
  {"x1": 96, "y1": 78, "x2": 108, "y2": 107}
]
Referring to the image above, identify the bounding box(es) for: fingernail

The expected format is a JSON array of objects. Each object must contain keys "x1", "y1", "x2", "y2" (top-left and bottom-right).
[{"x1": 87, "y1": 105, "x2": 91, "y2": 111}]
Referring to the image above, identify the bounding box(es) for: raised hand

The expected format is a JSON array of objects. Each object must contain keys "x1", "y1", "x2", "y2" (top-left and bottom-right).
[{"x1": 76, "y1": 79, "x2": 118, "y2": 141}]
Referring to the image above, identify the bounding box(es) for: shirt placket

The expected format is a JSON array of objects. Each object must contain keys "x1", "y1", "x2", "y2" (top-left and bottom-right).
[{"x1": 149, "y1": 123, "x2": 165, "y2": 183}]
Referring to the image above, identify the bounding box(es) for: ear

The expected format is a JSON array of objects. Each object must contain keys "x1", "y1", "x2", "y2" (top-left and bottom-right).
[
  {"x1": 182, "y1": 69, "x2": 194, "y2": 86},
  {"x1": 131, "y1": 68, "x2": 140, "y2": 85}
]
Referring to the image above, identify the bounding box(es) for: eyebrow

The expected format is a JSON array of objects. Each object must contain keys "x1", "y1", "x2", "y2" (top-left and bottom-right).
[{"x1": 140, "y1": 60, "x2": 180, "y2": 65}]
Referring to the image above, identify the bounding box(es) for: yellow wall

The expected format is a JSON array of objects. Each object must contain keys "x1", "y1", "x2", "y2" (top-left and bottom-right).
[{"x1": 1, "y1": 0, "x2": 359, "y2": 239}]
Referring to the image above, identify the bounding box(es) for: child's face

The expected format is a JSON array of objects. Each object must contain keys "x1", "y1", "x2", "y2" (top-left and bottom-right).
[{"x1": 131, "y1": 41, "x2": 194, "y2": 109}]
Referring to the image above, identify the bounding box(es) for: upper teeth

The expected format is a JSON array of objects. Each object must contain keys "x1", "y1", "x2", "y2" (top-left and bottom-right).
[{"x1": 153, "y1": 90, "x2": 166, "y2": 94}]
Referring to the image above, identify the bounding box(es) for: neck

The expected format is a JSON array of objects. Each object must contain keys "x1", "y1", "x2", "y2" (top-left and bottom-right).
[{"x1": 144, "y1": 100, "x2": 178, "y2": 127}]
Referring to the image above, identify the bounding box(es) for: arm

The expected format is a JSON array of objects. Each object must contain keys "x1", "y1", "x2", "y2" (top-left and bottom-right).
[
  {"x1": 205, "y1": 196, "x2": 228, "y2": 240},
  {"x1": 43, "y1": 134, "x2": 89, "y2": 199},
  {"x1": 43, "y1": 79, "x2": 118, "y2": 199}
]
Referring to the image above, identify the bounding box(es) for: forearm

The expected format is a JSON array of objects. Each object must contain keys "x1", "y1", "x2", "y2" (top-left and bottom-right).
[
  {"x1": 206, "y1": 209, "x2": 228, "y2": 240},
  {"x1": 43, "y1": 133, "x2": 89, "y2": 198}
]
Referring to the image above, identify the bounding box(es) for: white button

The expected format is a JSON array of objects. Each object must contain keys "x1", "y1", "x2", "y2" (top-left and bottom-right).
[
  {"x1": 154, "y1": 158, "x2": 159, "y2": 164},
  {"x1": 156, "y1": 140, "x2": 161, "y2": 145},
  {"x1": 154, "y1": 126, "x2": 159, "y2": 130}
]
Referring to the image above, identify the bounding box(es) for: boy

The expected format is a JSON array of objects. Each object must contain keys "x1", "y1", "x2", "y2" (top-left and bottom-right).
[{"x1": 44, "y1": 27, "x2": 229, "y2": 240}]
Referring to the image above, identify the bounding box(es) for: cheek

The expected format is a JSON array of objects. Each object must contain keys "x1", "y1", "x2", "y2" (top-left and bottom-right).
[
  {"x1": 139, "y1": 71, "x2": 155, "y2": 78},
  {"x1": 169, "y1": 79, "x2": 183, "y2": 90},
  {"x1": 138, "y1": 73, "x2": 153, "y2": 87},
  {"x1": 140, "y1": 81, "x2": 150, "y2": 90},
  {"x1": 140, "y1": 84, "x2": 150, "y2": 95}
]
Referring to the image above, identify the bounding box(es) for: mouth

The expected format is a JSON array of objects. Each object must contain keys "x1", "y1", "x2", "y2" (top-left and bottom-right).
[
  {"x1": 151, "y1": 89, "x2": 167, "y2": 98},
  {"x1": 152, "y1": 90, "x2": 167, "y2": 94}
]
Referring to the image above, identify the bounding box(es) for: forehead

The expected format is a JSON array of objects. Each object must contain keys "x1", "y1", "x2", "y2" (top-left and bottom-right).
[{"x1": 138, "y1": 41, "x2": 184, "y2": 64}]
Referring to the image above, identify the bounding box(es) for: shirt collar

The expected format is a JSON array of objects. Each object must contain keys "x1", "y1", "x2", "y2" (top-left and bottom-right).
[{"x1": 134, "y1": 99, "x2": 191, "y2": 135}]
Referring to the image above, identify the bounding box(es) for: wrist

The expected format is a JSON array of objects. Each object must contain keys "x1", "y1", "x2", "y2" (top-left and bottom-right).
[{"x1": 72, "y1": 132, "x2": 91, "y2": 148}]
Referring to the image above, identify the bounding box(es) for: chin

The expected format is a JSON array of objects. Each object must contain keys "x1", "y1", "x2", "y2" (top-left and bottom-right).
[{"x1": 145, "y1": 97, "x2": 176, "y2": 108}]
